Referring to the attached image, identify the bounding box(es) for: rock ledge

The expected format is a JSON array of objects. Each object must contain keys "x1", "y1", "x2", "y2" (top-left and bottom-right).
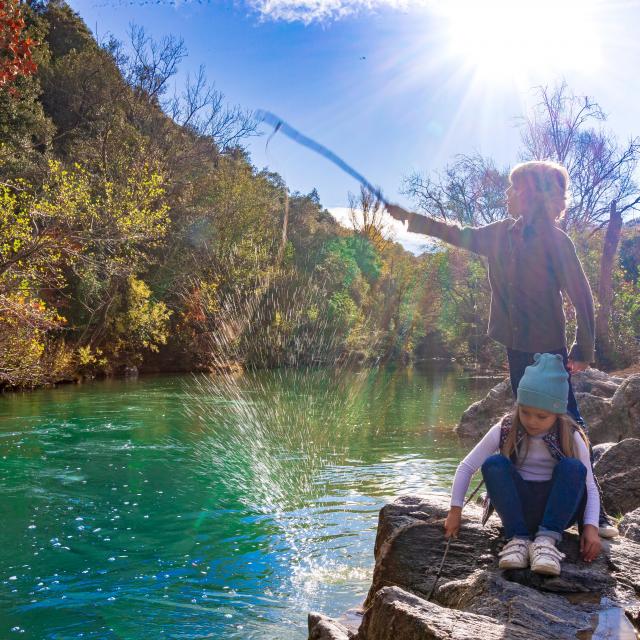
[{"x1": 309, "y1": 494, "x2": 640, "y2": 639}]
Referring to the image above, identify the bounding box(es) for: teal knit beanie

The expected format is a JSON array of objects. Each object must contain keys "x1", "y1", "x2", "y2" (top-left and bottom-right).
[{"x1": 517, "y1": 353, "x2": 569, "y2": 414}]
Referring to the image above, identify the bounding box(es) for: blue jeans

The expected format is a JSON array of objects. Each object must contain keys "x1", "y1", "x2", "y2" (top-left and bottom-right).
[
  {"x1": 481, "y1": 454, "x2": 586, "y2": 541},
  {"x1": 507, "y1": 347, "x2": 585, "y2": 429}
]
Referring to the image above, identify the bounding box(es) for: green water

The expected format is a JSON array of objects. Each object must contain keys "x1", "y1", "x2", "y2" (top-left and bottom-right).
[{"x1": 0, "y1": 366, "x2": 495, "y2": 639}]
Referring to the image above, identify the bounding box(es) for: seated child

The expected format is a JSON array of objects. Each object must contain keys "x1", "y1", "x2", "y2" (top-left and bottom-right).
[{"x1": 444, "y1": 352, "x2": 601, "y2": 576}]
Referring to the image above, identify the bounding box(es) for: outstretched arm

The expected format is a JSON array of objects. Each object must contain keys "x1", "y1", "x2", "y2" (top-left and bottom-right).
[{"x1": 387, "y1": 204, "x2": 504, "y2": 257}]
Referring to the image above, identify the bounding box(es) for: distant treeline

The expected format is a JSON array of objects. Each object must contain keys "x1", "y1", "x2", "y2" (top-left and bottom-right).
[{"x1": 1, "y1": 1, "x2": 639, "y2": 389}]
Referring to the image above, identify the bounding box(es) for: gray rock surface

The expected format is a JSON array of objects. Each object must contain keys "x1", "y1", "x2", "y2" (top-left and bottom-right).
[
  {"x1": 611, "y1": 375, "x2": 640, "y2": 439},
  {"x1": 359, "y1": 586, "x2": 536, "y2": 640},
  {"x1": 308, "y1": 613, "x2": 354, "y2": 639},
  {"x1": 309, "y1": 494, "x2": 640, "y2": 639},
  {"x1": 619, "y1": 507, "x2": 640, "y2": 543},
  {"x1": 456, "y1": 371, "x2": 640, "y2": 446},
  {"x1": 455, "y1": 379, "x2": 513, "y2": 440},
  {"x1": 592, "y1": 442, "x2": 615, "y2": 465},
  {"x1": 595, "y1": 438, "x2": 640, "y2": 516}
]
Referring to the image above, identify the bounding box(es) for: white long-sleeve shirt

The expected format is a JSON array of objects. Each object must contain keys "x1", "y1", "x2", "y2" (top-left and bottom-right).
[{"x1": 450, "y1": 423, "x2": 599, "y2": 527}]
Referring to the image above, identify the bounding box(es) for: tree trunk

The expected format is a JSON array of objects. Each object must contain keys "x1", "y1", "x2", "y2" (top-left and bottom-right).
[
  {"x1": 275, "y1": 191, "x2": 289, "y2": 268},
  {"x1": 595, "y1": 200, "x2": 623, "y2": 368}
]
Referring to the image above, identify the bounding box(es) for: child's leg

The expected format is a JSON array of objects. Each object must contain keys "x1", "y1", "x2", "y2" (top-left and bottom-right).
[
  {"x1": 536, "y1": 458, "x2": 586, "y2": 540},
  {"x1": 481, "y1": 454, "x2": 531, "y2": 540}
]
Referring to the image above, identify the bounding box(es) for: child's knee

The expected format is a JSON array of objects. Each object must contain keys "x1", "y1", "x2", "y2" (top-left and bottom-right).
[
  {"x1": 481, "y1": 454, "x2": 510, "y2": 476},
  {"x1": 554, "y1": 457, "x2": 586, "y2": 480}
]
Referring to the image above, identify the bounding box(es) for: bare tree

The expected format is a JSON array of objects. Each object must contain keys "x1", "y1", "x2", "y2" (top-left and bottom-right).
[
  {"x1": 402, "y1": 154, "x2": 509, "y2": 225},
  {"x1": 520, "y1": 82, "x2": 640, "y2": 230},
  {"x1": 125, "y1": 25, "x2": 186, "y2": 102},
  {"x1": 168, "y1": 66, "x2": 257, "y2": 150},
  {"x1": 521, "y1": 82, "x2": 640, "y2": 365},
  {"x1": 348, "y1": 185, "x2": 390, "y2": 252}
]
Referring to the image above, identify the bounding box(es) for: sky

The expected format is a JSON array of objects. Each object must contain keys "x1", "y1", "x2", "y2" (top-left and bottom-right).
[{"x1": 68, "y1": 0, "x2": 640, "y2": 253}]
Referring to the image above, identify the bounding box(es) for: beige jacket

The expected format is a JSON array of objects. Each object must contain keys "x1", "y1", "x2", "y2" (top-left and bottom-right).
[{"x1": 407, "y1": 214, "x2": 595, "y2": 362}]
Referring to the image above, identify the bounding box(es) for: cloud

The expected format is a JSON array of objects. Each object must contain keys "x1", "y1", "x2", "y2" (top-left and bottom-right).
[
  {"x1": 247, "y1": 0, "x2": 412, "y2": 23},
  {"x1": 328, "y1": 206, "x2": 431, "y2": 255}
]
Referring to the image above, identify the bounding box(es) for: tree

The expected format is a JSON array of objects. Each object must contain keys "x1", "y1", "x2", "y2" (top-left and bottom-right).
[
  {"x1": 521, "y1": 83, "x2": 640, "y2": 365},
  {"x1": 402, "y1": 154, "x2": 509, "y2": 225},
  {"x1": 0, "y1": 0, "x2": 37, "y2": 90},
  {"x1": 348, "y1": 185, "x2": 390, "y2": 252},
  {"x1": 520, "y1": 82, "x2": 640, "y2": 231}
]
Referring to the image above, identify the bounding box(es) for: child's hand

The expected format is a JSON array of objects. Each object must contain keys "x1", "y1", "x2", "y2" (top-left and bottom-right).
[
  {"x1": 580, "y1": 525, "x2": 602, "y2": 562},
  {"x1": 444, "y1": 507, "x2": 462, "y2": 539}
]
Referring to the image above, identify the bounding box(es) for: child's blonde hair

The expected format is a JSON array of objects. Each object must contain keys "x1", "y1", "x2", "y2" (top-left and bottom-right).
[
  {"x1": 501, "y1": 406, "x2": 590, "y2": 465},
  {"x1": 509, "y1": 160, "x2": 569, "y2": 224}
]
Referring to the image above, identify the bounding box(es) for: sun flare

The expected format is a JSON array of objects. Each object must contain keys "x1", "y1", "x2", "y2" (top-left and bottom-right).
[{"x1": 438, "y1": 0, "x2": 603, "y2": 83}]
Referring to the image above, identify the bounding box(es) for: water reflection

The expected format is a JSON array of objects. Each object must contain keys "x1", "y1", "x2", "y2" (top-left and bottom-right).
[{"x1": 0, "y1": 367, "x2": 492, "y2": 639}]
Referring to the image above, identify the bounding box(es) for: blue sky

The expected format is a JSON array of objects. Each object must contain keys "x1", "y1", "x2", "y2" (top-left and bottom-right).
[{"x1": 69, "y1": 0, "x2": 640, "y2": 251}]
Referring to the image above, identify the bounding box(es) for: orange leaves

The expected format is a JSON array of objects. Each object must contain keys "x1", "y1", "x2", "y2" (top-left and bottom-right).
[{"x1": 0, "y1": 0, "x2": 37, "y2": 92}]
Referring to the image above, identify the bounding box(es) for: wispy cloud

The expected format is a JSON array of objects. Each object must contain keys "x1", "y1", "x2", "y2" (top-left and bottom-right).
[{"x1": 247, "y1": 0, "x2": 413, "y2": 23}]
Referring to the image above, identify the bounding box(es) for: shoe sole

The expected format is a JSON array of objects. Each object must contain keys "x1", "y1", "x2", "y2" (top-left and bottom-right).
[
  {"x1": 531, "y1": 565, "x2": 560, "y2": 576},
  {"x1": 499, "y1": 560, "x2": 529, "y2": 570}
]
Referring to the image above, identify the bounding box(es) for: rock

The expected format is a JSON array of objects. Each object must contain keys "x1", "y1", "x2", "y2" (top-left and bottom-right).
[
  {"x1": 572, "y1": 368, "x2": 624, "y2": 395},
  {"x1": 595, "y1": 438, "x2": 640, "y2": 515},
  {"x1": 358, "y1": 585, "x2": 537, "y2": 640},
  {"x1": 592, "y1": 442, "x2": 615, "y2": 465},
  {"x1": 611, "y1": 375, "x2": 640, "y2": 439},
  {"x1": 309, "y1": 494, "x2": 640, "y2": 640},
  {"x1": 308, "y1": 612, "x2": 353, "y2": 639},
  {"x1": 455, "y1": 370, "x2": 638, "y2": 445},
  {"x1": 619, "y1": 508, "x2": 640, "y2": 543},
  {"x1": 456, "y1": 379, "x2": 513, "y2": 440},
  {"x1": 573, "y1": 392, "x2": 614, "y2": 444}
]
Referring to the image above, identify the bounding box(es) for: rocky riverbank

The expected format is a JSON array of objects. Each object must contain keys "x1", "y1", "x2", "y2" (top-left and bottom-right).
[{"x1": 308, "y1": 370, "x2": 640, "y2": 640}]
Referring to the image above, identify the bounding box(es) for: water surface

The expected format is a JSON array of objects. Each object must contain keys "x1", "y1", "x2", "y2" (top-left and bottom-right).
[{"x1": 0, "y1": 366, "x2": 494, "y2": 639}]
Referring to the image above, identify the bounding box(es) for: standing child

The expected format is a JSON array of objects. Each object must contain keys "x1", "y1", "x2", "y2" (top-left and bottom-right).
[
  {"x1": 388, "y1": 160, "x2": 618, "y2": 537},
  {"x1": 444, "y1": 353, "x2": 601, "y2": 576}
]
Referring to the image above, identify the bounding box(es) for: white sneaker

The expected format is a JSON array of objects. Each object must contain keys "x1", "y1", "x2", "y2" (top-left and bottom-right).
[
  {"x1": 498, "y1": 538, "x2": 530, "y2": 569},
  {"x1": 599, "y1": 523, "x2": 620, "y2": 539},
  {"x1": 599, "y1": 514, "x2": 620, "y2": 539},
  {"x1": 530, "y1": 537, "x2": 565, "y2": 576}
]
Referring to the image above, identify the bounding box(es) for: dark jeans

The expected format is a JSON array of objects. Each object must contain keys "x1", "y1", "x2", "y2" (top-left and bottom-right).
[
  {"x1": 507, "y1": 347, "x2": 585, "y2": 429},
  {"x1": 481, "y1": 454, "x2": 586, "y2": 541}
]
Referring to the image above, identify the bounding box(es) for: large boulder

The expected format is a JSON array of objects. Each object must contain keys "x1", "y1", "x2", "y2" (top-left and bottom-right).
[
  {"x1": 595, "y1": 438, "x2": 640, "y2": 516},
  {"x1": 456, "y1": 379, "x2": 513, "y2": 440},
  {"x1": 358, "y1": 586, "x2": 537, "y2": 640},
  {"x1": 309, "y1": 495, "x2": 640, "y2": 639},
  {"x1": 571, "y1": 368, "x2": 624, "y2": 395},
  {"x1": 610, "y1": 375, "x2": 640, "y2": 439}
]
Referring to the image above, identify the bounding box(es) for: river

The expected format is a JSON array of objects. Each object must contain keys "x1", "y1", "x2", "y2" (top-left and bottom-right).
[{"x1": 0, "y1": 366, "x2": 496, "y2": 639}]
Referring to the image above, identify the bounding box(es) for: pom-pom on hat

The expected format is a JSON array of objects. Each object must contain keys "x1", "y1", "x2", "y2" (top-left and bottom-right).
[{"x1": 517, "y1": 353, "x2": 569, "y2": 414}]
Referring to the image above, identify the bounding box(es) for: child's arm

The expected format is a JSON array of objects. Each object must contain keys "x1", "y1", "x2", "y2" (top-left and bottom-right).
[
  {"x1": 574, "y1": 433, "x2": 602, "y2": 562},
  {"x1": 554, "y1": 231, "x2": 596, "y2": 365},
  {"x1": 386, "y1": 204, "x2": 505, "y2": 257},
  {"x1": 445, "y1": 424, "x2": 502, "y2": 537}
]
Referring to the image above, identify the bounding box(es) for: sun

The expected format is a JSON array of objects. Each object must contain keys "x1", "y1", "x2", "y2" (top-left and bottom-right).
[{"x1": 437, "y1": 0, "x2": 603, "y2": 83}]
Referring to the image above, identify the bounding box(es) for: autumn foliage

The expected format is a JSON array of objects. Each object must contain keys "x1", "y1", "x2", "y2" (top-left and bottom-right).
[{"x1": 0, "y1": 0, "x2": 37, "y2": 90}]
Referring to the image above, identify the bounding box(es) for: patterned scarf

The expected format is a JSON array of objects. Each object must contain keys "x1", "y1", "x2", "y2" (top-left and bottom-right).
[{"x1": 498, "y1": 414, "x2": 566, "y2": 462}]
